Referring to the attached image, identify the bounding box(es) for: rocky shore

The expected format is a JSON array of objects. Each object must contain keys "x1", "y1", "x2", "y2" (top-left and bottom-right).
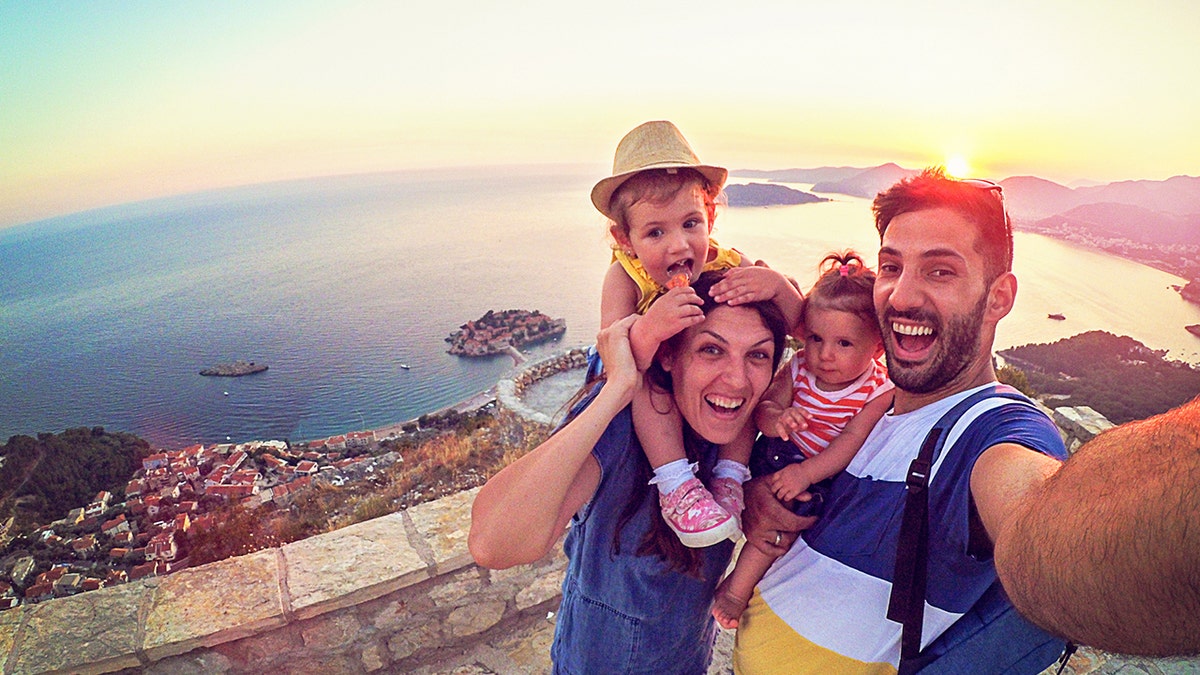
[
  {"x1": 446, "y1": 309, "x2": 566, "y2": 357},
  {"x1": 198, "y1": 360, "x2": 268, "y2": 377}
]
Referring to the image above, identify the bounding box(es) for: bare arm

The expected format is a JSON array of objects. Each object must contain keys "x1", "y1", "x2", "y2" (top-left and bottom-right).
[
  {"x1": 770, "y1": 393, "x2": 892, "y2": 500},
  {"x1": 987, "y1": 397, "x2": 1200, "y2": 656},
  {"x1": 754, "y1": 364, "x2": 797, "y2": 437},
  {"x1": 793, "y1": 392, "x2": 892, "y2": 485},
  {"x1": 600, "y1": 262, "x2": 640, "y2": 331},
  {"x1": 469, "y1": 315, "x2": 640, "y2": 569},
  {"x1": 711, "y1": 264, "x2": 804, "y2": 332}
]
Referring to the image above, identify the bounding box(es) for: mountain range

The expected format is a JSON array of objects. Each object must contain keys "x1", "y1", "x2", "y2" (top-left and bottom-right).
[{"x1": 731, "y1": 166, "x2": 1200, "y2": 248}]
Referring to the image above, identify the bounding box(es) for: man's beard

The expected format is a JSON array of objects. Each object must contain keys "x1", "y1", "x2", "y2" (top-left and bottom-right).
[{"x1": 881, "y1": 294, "x2": 988, "y2": 395}]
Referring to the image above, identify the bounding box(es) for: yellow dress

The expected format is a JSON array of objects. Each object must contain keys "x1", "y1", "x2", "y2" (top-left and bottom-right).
[{"x1": 612, "y1": 239, "x2": 742, "y2": 315}]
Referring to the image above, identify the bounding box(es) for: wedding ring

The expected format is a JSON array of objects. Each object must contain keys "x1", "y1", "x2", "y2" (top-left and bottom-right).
[{"x1": 774, "y1": 532, "x2": 782, "y2": 546}]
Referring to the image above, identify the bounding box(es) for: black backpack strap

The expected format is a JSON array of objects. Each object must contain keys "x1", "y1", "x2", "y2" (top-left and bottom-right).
[
  {"x1": 887, "y1": 425, "x2": 938, "y2": 665},
  {"x1": 887, "y1": 386, "x2": 1029, "y2": 674},
  {"x1": 1055, "y1": 642, "x2": 1078, "y2": 674}
]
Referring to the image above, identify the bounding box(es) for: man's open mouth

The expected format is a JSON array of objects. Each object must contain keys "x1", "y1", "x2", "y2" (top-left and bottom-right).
[{"x1": 892, "y1": 321, "x2": 937, "y2": 356}]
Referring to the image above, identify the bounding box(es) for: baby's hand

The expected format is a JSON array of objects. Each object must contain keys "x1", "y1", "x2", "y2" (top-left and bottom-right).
[
  {"x1": 769, "y1": 463, "x2": 814, "y2": 502},
  {"x1": 711, "y1": 265, "x2": 789, "y2": 306},
  {"x1": 771, "y1": 407, "x2": 810, "y2": 441}
]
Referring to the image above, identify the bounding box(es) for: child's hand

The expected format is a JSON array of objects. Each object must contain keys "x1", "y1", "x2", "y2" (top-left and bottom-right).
[
  {"x1": 770, "y1": 407, "x2": 810, "y2": 441},
  {"x1": 711, "y1": 265, "x2": 790, "y2": 306},
  {"x1": 641, "y1": 285, "x2": 704, "y2": 345},
  {"x1": 769, "y1": 463, "x2": 814, "y2": 502}
]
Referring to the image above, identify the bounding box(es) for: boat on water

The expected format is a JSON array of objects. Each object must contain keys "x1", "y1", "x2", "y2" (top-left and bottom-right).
[
  {"x1": 399, "y1": 363, "x2": 411, "y2": 370},
  {"x1": 199, "y1": 360, "x2": 268, "y2": 377},
  {"x1": 1047, "y1": 313, "x2": 1066, "y2": 320}
]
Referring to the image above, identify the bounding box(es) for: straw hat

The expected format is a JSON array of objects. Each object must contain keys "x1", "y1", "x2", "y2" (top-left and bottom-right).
[{"x1": 590, "y1": 121, "x2": 727, "y2": 220}]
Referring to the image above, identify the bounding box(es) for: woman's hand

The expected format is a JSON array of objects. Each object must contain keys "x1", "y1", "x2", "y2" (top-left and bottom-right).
[{"x1": 596, "y1": 314, "x2": 641, "y2": 405}]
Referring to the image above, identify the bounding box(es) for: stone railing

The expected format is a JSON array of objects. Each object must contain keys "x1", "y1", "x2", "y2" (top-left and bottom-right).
[
  {"x1": 0, "y1": 488, "x2": 565, "y2": 674},
  {"x1": 5, "y1": 389, "x2": 1188, "y2": 675},
  {"x1": 1051, "y1": 405, "x2": 1116, "y2": 453},
  {"x1": 495, "y1": 347, "x2": 588, "y2": 425}
]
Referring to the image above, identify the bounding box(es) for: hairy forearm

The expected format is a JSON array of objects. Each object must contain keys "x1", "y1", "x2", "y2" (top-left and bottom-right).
[{"x1": 995, "y1": 398, "x2": 1200, "y2": 656}]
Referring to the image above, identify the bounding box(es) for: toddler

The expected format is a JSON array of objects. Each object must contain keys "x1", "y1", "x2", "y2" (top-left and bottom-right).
[
  {"x1": 713, "y1": 251, "x2": 894, "y2": 628},
  {"x1": 592, "y1": 121, "x2": 802, "y2": 548}
]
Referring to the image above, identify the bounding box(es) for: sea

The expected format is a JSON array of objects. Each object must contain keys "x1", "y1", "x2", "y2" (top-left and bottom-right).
[{"x1": 4, "y1": 165, "x2": 1200, "y2": 449}]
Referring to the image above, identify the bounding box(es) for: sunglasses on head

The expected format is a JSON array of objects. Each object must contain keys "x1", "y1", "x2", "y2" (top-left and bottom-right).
[{"x1": 956, "y1": 177, "x2": 1003, "y2": 195}]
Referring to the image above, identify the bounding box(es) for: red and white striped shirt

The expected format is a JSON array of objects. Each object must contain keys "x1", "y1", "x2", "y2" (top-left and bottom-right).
[{"x1": 787, "y1": 349, "x2": 893, "y2": 458}]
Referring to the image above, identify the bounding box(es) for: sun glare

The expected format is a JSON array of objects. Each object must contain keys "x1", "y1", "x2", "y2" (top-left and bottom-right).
[{"x1": 945, "y1": 155, "x2": 970, "y2": 178}]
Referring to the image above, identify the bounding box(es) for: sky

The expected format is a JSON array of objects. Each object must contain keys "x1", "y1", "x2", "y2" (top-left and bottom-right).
[{"x1": 2, "y1": 0, "x2": 1198, "y2": 229}]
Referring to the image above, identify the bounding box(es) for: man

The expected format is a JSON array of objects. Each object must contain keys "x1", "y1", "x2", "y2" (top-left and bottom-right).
[{"x1": 738, "y1": 168, "x2": 1200, "y2": 672}]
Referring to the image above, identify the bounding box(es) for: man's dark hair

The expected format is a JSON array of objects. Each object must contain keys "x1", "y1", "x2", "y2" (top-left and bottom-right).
[{"x1": 872, "y1": 167, "x2": 1012, "y2": 282}]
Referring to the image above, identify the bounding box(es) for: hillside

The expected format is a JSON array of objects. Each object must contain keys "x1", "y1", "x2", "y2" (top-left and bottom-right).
[
  {"x1": 811, "y1": 163, "x2": 919, "y2": 198},
  {"x1": 1030, "y1": 203, "x2": 1200, "y2": 247},
  {"x1": 998, "y1": 331, "x2": 1200, "y2": 424},
  {"x1": 998, "y1": 175, "x2": 1078, "y2": 219},
  {"x1": 0, "y1": 428, "x2": 151, "y2": 529}
]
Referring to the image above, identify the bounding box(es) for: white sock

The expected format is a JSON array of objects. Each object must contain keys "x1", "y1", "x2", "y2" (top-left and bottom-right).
[
  {"x1": 650, "y1": 459, "x2": 695, "y2": 494},
  {"x1": 713, "y1": 459, "x2": 750, "y2": 483}
]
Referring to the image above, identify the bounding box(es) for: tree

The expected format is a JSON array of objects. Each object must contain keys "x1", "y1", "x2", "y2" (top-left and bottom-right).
[{"x1": 996, "y1": 365, "x2": 1035, "y2": 397}]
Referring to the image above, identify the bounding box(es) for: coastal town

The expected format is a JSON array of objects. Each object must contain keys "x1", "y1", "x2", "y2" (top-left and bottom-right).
[
  {"x1": 0, "y1": 416, "x2": 461, "y2": 609},
  {"x1": 1016, "y1": 219, "x2": 1200, "y2": 291},
  {"x1": 0, "y1": 309, "x2": 569, "y2": 610}
]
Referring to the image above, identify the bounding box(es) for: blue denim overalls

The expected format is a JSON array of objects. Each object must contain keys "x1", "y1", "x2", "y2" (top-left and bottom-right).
[{"x1": 551, "y1": 403, "x2": 733, "y2": 674}]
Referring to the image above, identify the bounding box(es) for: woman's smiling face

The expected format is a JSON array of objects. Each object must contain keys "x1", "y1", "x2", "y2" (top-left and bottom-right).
[{"x1": 661, "y1": 304, "x2": 777, "y2": 445}]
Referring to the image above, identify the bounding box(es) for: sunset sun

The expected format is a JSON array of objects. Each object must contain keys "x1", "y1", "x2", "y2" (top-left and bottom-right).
[{"x1": 945, "y1": 155, "x2": 971, "y2": 178}]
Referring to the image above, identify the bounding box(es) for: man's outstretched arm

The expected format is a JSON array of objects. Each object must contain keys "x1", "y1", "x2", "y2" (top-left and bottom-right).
[{"x1": 989, "y1": 396, "x2": 1200, "y2": 657}]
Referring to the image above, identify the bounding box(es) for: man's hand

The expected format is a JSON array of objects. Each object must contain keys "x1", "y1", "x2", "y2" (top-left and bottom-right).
[{"x1": 743, "y1": 476, "x2": 817, "y2": 556}]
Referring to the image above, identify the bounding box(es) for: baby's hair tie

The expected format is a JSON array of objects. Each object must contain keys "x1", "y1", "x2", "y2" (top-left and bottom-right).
[{"x1": 839, "y1": 264, "x2": 851, "y2": 277}]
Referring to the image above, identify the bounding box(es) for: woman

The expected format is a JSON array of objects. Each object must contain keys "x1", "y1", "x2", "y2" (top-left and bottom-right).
[{"x1": 470, "y1": 272, "x2": 788, "y2": 674}]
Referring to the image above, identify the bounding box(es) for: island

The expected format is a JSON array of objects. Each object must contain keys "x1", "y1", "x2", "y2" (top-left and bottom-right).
[
  {"x1": 724, "y1": 182, "x2": 828, "y2": 207},
  {"x1": 199, "y1": 360, "x2": 268, "y2": 377},
  {"x1": 1187, "y1": 325, "x2": 1200, "y2": 338},
  {"x1": 446, "y1": 309, "x2": 566, "y2": 358}
]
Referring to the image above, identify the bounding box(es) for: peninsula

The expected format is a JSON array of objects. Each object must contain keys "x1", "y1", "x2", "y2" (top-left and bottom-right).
[
  {"x1": 199, "y1": 360, "x2": 268, "y2": 377},
  {"x1": 446, "y1": 309, "x2": 566, "y2": 357}
]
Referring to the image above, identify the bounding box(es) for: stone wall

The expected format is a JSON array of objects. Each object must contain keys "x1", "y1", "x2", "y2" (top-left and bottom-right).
[
  {"x1": 0, "y1": 488, "x2": 566, "y2": 674},
  {"x1": 0, "y1": 387, "x2": 1155, "y2": 675},
  {"x1": 1051, "y1": 405, "x2": 1116, "y2": 454},
  {"x1": 495, "y1": 348, "x2": 588, "y2": 425}
]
